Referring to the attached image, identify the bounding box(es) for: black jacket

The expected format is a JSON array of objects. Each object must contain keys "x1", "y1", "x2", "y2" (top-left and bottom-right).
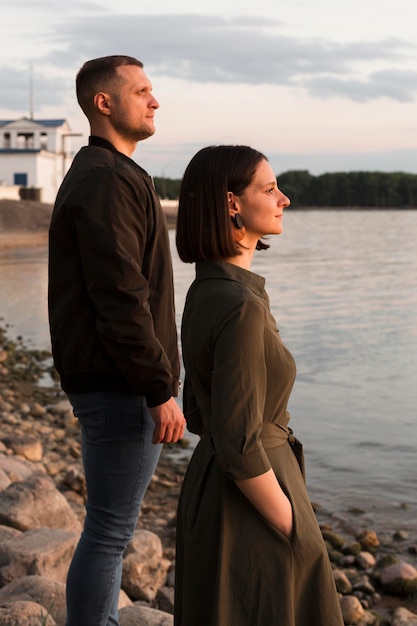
[{"x1": 48, "y1": 136, "x2": 180, "y2": 407}]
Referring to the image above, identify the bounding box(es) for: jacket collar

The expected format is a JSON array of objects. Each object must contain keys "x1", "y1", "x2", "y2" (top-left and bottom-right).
[
  {"x1": 89, "y1": 135, "x2": 119, "y2": 154},
  {"x1": 88, "y1": 135, "x2": 151, "y2": 179}
]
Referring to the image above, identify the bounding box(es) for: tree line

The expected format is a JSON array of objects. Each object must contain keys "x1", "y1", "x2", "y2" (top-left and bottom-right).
[{"x1": 153, "y1": 171, "x2": 417, "y2": 207}]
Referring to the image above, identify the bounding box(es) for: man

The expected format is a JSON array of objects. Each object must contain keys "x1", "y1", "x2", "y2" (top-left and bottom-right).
[{"x1": 48, "y1": 55, "x2": 185, "y2": 626}]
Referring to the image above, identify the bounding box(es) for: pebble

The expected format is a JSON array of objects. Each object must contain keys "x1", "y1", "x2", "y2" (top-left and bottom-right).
[
  {"x1": 356, "y1": 551, "x2": 377, "y2": 570},
  {"x1": 340, "y1": 595, "x2": 365, "y2": 624}
]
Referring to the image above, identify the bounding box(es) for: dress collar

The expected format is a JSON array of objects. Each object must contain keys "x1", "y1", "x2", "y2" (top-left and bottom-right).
[{"x1": 195, "y1": 260, "x2": 265, "y2": 296}]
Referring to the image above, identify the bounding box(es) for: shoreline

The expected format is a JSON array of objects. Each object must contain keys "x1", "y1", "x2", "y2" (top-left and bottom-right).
[
  {"x1": 2, "y1": 199, "x2": 416, "y2": 251},
  {"x1": 0, "y1": 198, "x2": 177, "y2": 252},
  {"x1": 0, "y1": 230, "x2": 48, "y2": 249}
]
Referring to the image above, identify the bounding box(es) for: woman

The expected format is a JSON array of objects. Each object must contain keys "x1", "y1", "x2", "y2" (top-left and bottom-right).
[{"x1": 175, "y1": 145, "x2": 343, "y2": 626}]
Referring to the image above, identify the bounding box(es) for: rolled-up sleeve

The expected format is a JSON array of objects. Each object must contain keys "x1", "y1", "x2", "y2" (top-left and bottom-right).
[{"x1": 211, "y1": 297, "x2": 272, "y2": 481}]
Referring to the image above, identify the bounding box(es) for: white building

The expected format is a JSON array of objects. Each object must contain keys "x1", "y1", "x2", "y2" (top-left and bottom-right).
[{"x1": 0, "y1": 117, "x2": 80, "y2": 204}]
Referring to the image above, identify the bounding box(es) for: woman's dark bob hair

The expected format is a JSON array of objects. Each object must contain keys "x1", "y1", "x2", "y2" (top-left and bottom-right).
[{"x1": 176, "y1": 145, "x2": 270, "y2": 263}]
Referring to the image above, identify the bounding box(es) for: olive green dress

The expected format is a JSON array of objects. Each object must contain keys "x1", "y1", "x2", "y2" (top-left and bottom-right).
[{"x1": 175, "y1": 261, "x2": 343, "y2": 626}]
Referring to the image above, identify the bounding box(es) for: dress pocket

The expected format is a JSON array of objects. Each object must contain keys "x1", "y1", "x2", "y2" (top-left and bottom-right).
[{"x1": 260, "y1": 492, "x2": 296, "y2": 549}]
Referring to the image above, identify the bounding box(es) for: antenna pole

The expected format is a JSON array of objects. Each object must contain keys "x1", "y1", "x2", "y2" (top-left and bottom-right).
[{"x1": 29, "y1": 62, "x2": 34, "y2": 119}]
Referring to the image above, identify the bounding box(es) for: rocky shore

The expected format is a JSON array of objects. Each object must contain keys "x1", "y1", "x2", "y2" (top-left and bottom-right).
[{"x1": 0, "y1": 327, "x2": 416, "y2": 625}]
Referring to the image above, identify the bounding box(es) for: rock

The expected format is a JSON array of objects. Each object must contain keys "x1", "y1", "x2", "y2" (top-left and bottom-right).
[
  {"x1": 333, "y1": 569, "x2": 353, "y2": 594},
  {"x1": 367, "y1": 608, "x2": 391, "y2": 626},
  {"x1": 118, "y1": 589, "x2": 134, "y2": 611},
  {"x1": 119, "y1": 604, "x2": 173, "y2": 626},
  {"x1": 0, "y1": 475, "x2": 82, "y2": 532},
  {"x1": 339, "y1": 595, "x2": 365, "y2": 624},
  {"x1": 355, "y1": 611, "x2": 378, "y2": 625},
  {"x1": 29, "y1": 402, "x2": 46, "y2": 417},
  {"x1": 356, "y1": 551, "x2": 376, "y2": 569},
  {"x1": 343, "y1": 541, "x2": 362, "y2": 556},
  {"x1": 0, "y1": 524, "x2": 21, "y2": 542},
  {"x1": 124, "y1": 529, "x2": 164, "y2": 562},
  {"x1": 393, "y1": 530, "x2": 410, "y2": 541},
  {"x1": 321, "y1": 529, "x2": 346, "y2": 550},
  {"x1": 0, "y1": 575, "x2": 66, "y2": 626},
  {"x1": 0, "y1": 527, "x2": 78, "y2": 586},
  {"x1": 352, "y1": 575, "x2": 376, "y2": 595},
  {"x1": 378, "y1": 554, "x2": 399, "y2": 568},
  {"x1": 166, "y1": 568, "x2": 175, "y2": 588},
  {"x1": 62, "y1": 466, "x2": 86, "y2": 498},
  {"x1": 1, "y1": 435, "x2": 43, "y2": 461},
  {"x1": 357, "y1": 529, "x2": 380, "y2": 551},
  {"x1": 47, "y1": 399, "x2": 73, "y2": 415},
  {"x1": 0, "y1": 454, "x2": 46, "y2": 481},
  {"x1": 122, "y1": 530, "x2": 171, "y2": 601},
  {"x1": 391, "y1": 607, "x2": 417, "y2": 625},
  {"x1": 0, "y1": 468, "x2": 11, "y2": 490},
  {"x1": 328, "y1": 548, "x2": 344, "y2": 563},
  {"x1": 156, "y1": 586, "x2": 175, "y2": 613},
  {"x1": 380, "y1": 562, "x2": 417, "y2": 597},
  {"x1": 122, "y1": 554, "x2": 171, "y2": 602},
  {"x1": 0, "y1": 599, "x2": 57, "y2": 625}
]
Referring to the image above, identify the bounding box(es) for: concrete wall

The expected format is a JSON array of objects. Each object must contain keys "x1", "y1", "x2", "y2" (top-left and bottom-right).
[
  {"x1": 0, "y1": 151, "x2": 69, "y2": 204},
  {"x1": 0, "y1": 184, "x2": 20, "y2": 200}
]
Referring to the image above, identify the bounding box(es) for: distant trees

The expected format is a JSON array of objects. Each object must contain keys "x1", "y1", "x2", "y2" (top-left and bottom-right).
[
  {"x1": 153, "y1": 176, "x2": 180, "y2": 200},
  {"x1": 153, "y1": 171, "x2": 417, "y2": 207},
  {"x1": 278, "y1": 170, "x2": 417, "y2": 208}
]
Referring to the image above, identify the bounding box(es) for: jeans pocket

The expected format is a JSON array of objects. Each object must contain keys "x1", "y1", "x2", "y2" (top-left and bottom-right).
[{"x1": 68, "y1": 392, "x2": 109, "y2": 441}]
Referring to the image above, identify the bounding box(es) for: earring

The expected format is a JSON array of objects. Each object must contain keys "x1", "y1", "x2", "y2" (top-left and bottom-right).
[{"x1": 232, "y1": 214, "x2": 244, "y2": 230}]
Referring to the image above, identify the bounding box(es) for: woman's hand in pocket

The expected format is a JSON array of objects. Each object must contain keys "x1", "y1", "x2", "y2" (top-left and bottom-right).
[{"x1": 236, "y1": 469, "x2": 293, "y2": 540}]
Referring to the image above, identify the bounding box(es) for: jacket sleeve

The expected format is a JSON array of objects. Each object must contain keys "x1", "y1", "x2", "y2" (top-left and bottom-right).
[
  {"x1": 69, "y1": 166, "x2": 175, "y2": 406},
  {"x1": 210, "y1": 297, "x2": 272, "y2": 481}
]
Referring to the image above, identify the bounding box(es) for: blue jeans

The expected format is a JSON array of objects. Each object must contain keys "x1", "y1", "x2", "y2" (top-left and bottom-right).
[{"x1": 65, "y1": 392, "x2": 162, "y2": 626}]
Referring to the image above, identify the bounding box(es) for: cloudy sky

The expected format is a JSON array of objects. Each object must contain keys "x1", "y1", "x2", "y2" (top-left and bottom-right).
[{"x1": 1, "y1": 0, "x2": 417, "y2": 178}]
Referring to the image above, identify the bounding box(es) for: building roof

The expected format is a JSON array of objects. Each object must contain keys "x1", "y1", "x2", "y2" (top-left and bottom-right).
[
  {"x1": 0, "y1": 149, "x2": 41, "y2": 154},
  {"x1": 0, "y1": 118, "x2": 67, "y2": 128}
]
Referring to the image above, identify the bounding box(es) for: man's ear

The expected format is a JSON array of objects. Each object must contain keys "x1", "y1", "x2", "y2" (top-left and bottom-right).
[{"x1": 93, "y1": 92, "x2": 111, "y2": 116}]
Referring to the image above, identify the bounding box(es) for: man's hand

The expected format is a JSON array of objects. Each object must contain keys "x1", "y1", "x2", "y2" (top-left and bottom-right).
[{"x1": 148, "y1": 397, "x2": 186, "y2": 444}]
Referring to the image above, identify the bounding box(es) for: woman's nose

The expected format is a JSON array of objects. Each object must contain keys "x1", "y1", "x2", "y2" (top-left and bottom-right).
[{"x1": 279, "y1": 191, "x2": 290, "y2": 208}]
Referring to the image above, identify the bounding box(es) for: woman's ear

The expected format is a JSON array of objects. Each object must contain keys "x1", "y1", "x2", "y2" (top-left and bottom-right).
[
  {"x1": 228, "y1": 192, "x2": 246, "y2": 243},
  {"x1": 227, "y1": 191, "x2": 238, "y2": 216}
]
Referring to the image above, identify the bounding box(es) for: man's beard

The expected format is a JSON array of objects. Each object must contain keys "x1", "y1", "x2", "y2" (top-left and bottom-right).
[{"x1": 112, "y1": 112, "x2": 155, "y2": 143}]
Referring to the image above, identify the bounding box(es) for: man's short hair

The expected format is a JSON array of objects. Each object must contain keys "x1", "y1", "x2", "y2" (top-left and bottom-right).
[{"x1": 76, "y1": 55, "x2": 143, "y2": 116}]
